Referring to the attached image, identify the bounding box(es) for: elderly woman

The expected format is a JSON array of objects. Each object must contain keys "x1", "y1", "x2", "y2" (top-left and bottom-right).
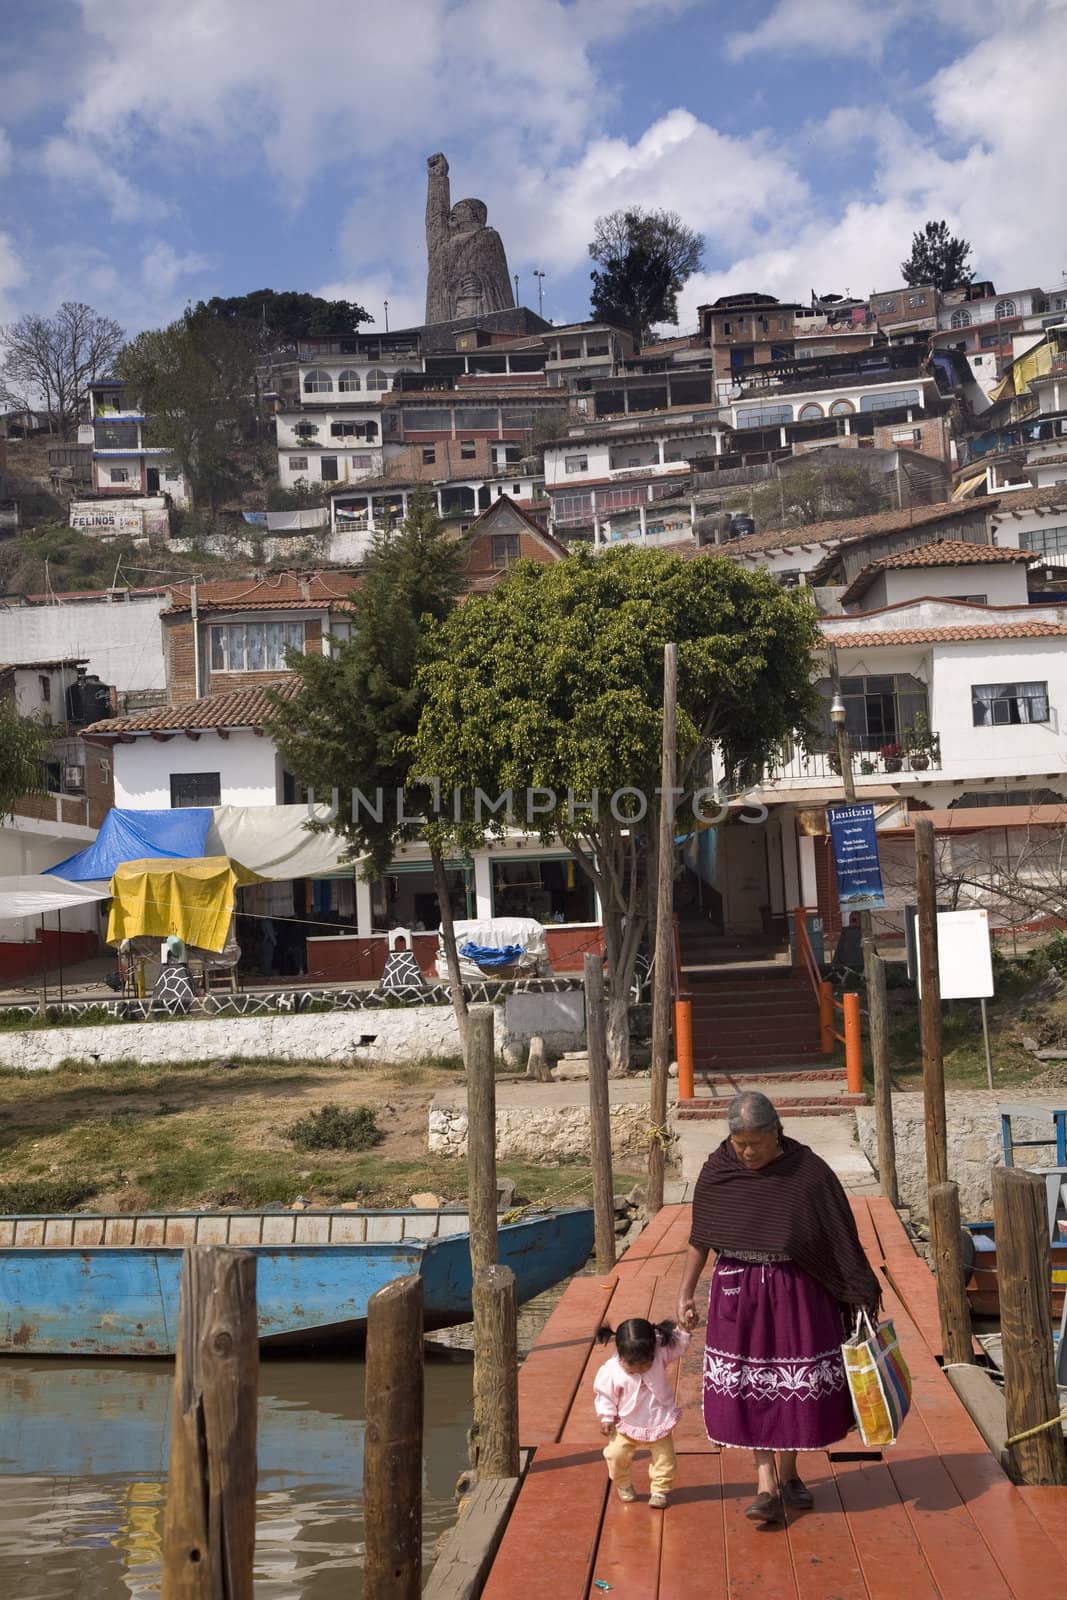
[{"x1": 676, "y1": 1090, "x2": 880, "y2": 1526}]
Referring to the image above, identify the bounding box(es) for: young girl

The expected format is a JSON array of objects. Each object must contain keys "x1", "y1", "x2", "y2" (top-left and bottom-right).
[{"x1": 593, "y1": 1317, "x2": 690, "y2": 1507}]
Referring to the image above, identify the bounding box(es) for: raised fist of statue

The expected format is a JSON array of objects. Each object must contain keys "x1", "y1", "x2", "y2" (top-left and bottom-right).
[{"x1": 427, "y1": 152, "x2": 449, "y2": 175}]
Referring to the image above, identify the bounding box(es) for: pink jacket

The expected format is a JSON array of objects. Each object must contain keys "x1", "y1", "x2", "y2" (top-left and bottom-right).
[{"x1": 592, "y1": 1329, "x2": 690, "y2": 1442}]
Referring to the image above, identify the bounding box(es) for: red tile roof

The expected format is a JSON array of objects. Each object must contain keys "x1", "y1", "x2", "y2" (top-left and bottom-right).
[
  {"x1": 683, "y1": 499, "x2": 993, "y2": 560},
  {"x1": 163, "y1": 572, "x2": 356, "y2": 616},
  {"x1": 83, "y1": 678, "x2": 299, "y2": 736},
  {"x1": 839, "y1": 539, "x2": 1033, "y2": 603},
  {"x1": 825, "y1": 620, "x2": 1067, "y2": 648},
  {"x1": 988, "y1": 486, "x2": 1067, "y2": 516}
]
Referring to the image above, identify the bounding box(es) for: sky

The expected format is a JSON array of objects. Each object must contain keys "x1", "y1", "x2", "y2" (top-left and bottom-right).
[{"x1": 1, "y1": 0, "x2": 1065, "y2": 343}]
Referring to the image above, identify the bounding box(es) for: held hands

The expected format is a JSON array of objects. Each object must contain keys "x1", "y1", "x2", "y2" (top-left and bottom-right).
[
  {"x1": 677, "y1": 1296, "x2": 697, "y2": 1330},
  {"x1": 600, "y1": 1419, "x2": 615, "y2": 1437}
]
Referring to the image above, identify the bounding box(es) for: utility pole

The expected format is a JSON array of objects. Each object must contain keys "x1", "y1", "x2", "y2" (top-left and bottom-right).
[
  {"x1": 533, "y1": 271, "x2": 546, "y2": 318},
  {"x1": 648, "y1": 643, "x2": 677, "y2": 1215},
  {"x1": 916, "y1": 816, "x2": 948, "y2": 1188},
  {"x1": 828, "y1": 648, "x2": 896, "y2": 1201},
  {"x1": 384, "y1": 300, "x2": 389, "y2": 332}
]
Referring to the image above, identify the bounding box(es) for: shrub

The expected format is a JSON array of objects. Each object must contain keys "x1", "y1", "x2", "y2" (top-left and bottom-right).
[
  {"x1": 0, "y1": 1178, "x2": 99, "y2": 1213},
  {"x1": 286, "y1": 1103, "x2": 383, "y2": 1152}
]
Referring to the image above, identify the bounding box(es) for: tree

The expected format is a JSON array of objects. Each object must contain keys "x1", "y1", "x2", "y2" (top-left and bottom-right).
[
  {"x1": 0, "y1": 701, "x2": 53, "y2": 822},
  {"x1": 411, "y1": 546, "x2": 821, "y2": 1071},
  {"x1": 265, "y1": 486, "x2": 474, "y2": 1042},
  {"x1": 735, "y1": 461, "x2": 884, "y2": 533},
  {"x1": 116, "y1": 310, "x2": 256, "y2": 508},
  {"x1": 900, "y1": 220, "x2": 974, "y2": 292},
  {"x1": 0, "y1": 302, "x2": 124, "y2": 437},
  {"x1": 195, "y1": 290, "x2": 371, "y2": 356},
  {"x1": 589, "y1": 209, "x2": 704, "y2": 351}
]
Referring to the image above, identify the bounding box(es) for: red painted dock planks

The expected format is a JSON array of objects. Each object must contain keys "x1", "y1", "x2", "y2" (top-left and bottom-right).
[
  {"x1": 831, "y1": 1454, "x2": 941, "y2": 1600},
  {"x1": 658, "y1": 1452, "x2": 727, "y2": 1598},
  {"x1": 719, "y1": 1451, "x2": 800, "y2": 1600},
  {"x1": 587, "y1": 1456, "x2": 665, "y2": 1600},
  {"x1": 479, "y1": 1443, "x2": 608, "y2": 1600},
  {"x1": 1018, "y1": 1485, "x2": 1067, "y2": 1560},
  {"x1": 518, "y1": 1274, "x2": 618, "y2": 1446},
  {"x1": 783, "y1": 1452, "x2": 870, "y2": 1600}
]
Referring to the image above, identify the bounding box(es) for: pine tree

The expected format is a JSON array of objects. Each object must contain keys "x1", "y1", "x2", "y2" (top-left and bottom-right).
[{"x1": 900, "y1": 221, "x2": 974, "y2": 291}]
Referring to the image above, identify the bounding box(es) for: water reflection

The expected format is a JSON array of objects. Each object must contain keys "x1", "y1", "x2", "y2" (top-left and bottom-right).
[{"x1": 0, "y1": 1352, "x2": 473, "y2": 1598}]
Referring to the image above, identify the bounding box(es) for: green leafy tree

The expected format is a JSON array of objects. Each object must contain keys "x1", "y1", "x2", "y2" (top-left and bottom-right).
[
  {"x1": 195, "y1": 289, "x2": 371, "y2": 355},
  {"x1": 0, "y1": 701, "x2": 53, "y2": 821},
  {"x1": 265, "y1": 487, "x2": 473, "y2": 1041},
  {"x1": 116, "y1": 310, "x2": 256, "y2": 508},
  {"x1": 411, "y1": 546, "x2": 821, "y2": 1070},
  {"x1": 589, "y1": 209, "x2": 704, "y2": 351},
  {"x1": 736, "y1": 462, "x2": 884, "y2": 533},
  {"x1": 900, "y1": 220, "x2": 974, "y2": 291}
]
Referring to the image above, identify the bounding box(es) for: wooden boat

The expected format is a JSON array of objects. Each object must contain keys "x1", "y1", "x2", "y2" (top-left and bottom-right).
[
  {"x1": 0, "y1": 1205, "x2": 594, "y2": 1356},
  {"x1": 964, "y1": 1220, "x2": 1067, "y2": 1318}
]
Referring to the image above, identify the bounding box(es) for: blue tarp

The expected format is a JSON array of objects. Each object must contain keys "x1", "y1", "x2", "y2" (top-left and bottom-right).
[
  {"x1": 44, "y1": 808, "x2": 213, "y2": 882},
  {"x1": 459, "y1": 942, "x2": 525, "y2": 968}
]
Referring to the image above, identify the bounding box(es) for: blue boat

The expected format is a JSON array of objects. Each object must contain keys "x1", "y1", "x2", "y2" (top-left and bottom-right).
[{"x1": 0, "y1": 1206, "x2": 594, "y2": 1356}]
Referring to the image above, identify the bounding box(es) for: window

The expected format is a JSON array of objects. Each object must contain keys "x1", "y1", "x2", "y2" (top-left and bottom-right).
[
  {"x1": 320, "y1": 456, "x2": 338, "y2": 481},
  {"x1": 491, "y1": 855, "x2": 595, "y2": 923},
  {"x1": 972, "y1": 681, "x2": 1049, "y2": 726},
  {"x1": 995, "y1": 299, "x2": 1017, "y2": 319},
  {"x1": 164, "y1": 467, "x2": 181, "y2": 481},
  {"x1": 797, "y1": 402, "x2": 824, "y2": 421},
  {"x1": 878, "y1": 298, "x2": 897, "y2": 314},
  {"x1": 351, "y1": 453, "x2": 373, "y2": 469},
  {"x1": 980, "y1": 332, "x2": 1002, "y2": 350},
  {"x1": 735, "y1": 404, "x2": 793, "y2": 427},
  {"x1": 460, "y1": 440, "x2": 476, "y2": 460},
  {"x1": 512, "y1": 483, "x2": 522, "y2": 494},
  {"x1": 950, "y1": 309, "x2": 972, "y2": 329},
  {"x1": 721, "y1": 321, "x2": 732, "y2": 335},
  {"x1": 908, "y1": 293, "x2": 925, "y2": 308},
  {"x1": 38, "y1": 674, "x2": 50, "y2": 702},
  {"x1": 565, "y1": 454, "x2": 589, "y2": 473},
  {"x1": 818, "y1": 673, "x2": 928, "y2": 753},
  {"x1": 337, "y1": 369, "x2": 361, "y2": 392},
  {"x1": 302, "y1": 368, "x2": 333, "y2": 393},
  {"x1": 209, "y1": 620, "x2": 307, "y2": 673},
  {"x1": 859, "y1": 388, "x2": 921, "y2": 413},
  {"x1": 288, "y1": 455, "x2": 309, "y2": 471},
  {"x1": 586, "y1": 342, "x2": 609, "y2": 357},
  {"x1": 777, "y1": 319, "x2": 788, "y2": 332},
  {"x1": 171, "y1": 772, "x2": 222, "y2": 808},
  {"x1": 365, "y1": 368, "x2": 389, "y2": 391},
  {"x1": 829, "y1": 399, "x2": 855, "y2": 416},
  {"x1": 1021, "y1": 523, "x2": 1067, "y2": 559},
  {"x1": 491, "y1": 534, "x2": 520, "y2": 567},
  {"x1": 422, "y1": 446, "x2": 436, "y2": 465},
  {"x1": 109, "y1": 467, "x2": 130, "y2": 483},
  {"x1": 947, "y1": 594, "x2": 988, "y2": 604}
]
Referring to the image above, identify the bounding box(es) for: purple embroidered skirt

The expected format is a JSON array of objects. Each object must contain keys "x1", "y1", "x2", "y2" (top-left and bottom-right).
[{"x1": 702, "y1": 1256, "x2": 854, "y2": 1451}]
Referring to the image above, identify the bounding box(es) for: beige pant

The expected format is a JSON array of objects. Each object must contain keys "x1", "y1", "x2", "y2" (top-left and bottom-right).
[{"x1": 602, "y1": 1429, "x2": 677, "y2": 1495}]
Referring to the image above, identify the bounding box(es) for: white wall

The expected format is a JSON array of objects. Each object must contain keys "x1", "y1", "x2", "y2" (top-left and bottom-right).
[
  {"x1": 932, "y1": 637, "x2": 1067, "y2": 780},
  {"x1": 543, "y1": 441, "x2": 611, "y2": 486},
  {"x1": 868, "y1": 564, "x2": 1029, "y2": 609},
  {"x1": 0, "y1": 595, "x2": 167, "y2": 693},
  {"x1": 112, "y1": 730, "x2": 279, "y2": 809}
]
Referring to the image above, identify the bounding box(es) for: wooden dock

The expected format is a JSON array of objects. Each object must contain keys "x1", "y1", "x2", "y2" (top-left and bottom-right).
[{"x1": 480, "y1": 1200, "x2": 1067, "y2": 1600}]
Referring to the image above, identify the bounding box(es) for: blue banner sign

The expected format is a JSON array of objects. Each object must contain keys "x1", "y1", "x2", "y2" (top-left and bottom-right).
[{"x1": 828, "y1": 803, "x2": 886, "y2": 913}]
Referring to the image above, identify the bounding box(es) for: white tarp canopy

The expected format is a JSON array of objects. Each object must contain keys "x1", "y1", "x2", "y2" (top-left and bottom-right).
[
  {"x1": 436, "y1": 916, "x2": 549, "y2": 979},
  {"x1": 206, "y1": 804, "x2": 361, "y2": 880},
  {"x1": 0, "y1": 875, "x2": 111, "y2": 917}
]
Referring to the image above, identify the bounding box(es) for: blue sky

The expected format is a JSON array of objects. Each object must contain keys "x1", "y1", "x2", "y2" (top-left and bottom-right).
[{"x1": 1, "y1": 0, "x2": 1064, "y2": 342}]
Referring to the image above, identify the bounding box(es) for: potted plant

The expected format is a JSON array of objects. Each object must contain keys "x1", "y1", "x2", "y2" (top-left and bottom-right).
[
  {"x1": 880, "y1": 741, "x2": 903, "y2": 773},
  {"x1": 827, "y1": 745, "x2": 841, "y2": 776},
  {"x1": 860, "y1": 758, "x2": 876, "y2": 776},
  {"x1": 905, "y1": 713, "x2": 940, "y2": 772}
]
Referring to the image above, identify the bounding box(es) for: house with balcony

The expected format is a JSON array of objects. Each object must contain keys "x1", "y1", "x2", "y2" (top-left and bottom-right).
[
  {"x1": 87, "y1": 378, "x2": 189, "y2": 505},
  {"x1": 697, "y1": 292, "x2": 802, "y2": 389},
  {"x1": 953, "y1": 325, "x2": 1067, "y2": 493}
]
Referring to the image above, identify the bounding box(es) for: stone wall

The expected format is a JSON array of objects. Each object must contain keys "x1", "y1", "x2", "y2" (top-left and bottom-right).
[
  {"x1": 428, "y1": 1101, "x2": 649, "y2": 1161},
  {"x1": 856, "y1": 1091, "x2": 1062, "y2": 1222},
  {"x1": 0, "y1": 1004, "x2": 501, "y2": 1072}
]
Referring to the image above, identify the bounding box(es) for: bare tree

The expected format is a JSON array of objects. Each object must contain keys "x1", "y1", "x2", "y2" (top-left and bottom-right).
[
  {"x1": 878, "y1": 818, "x2": 1067, "y2": 938},
  {"x1": 0, "y1": 302, "x2": 125, "y2": 437}
]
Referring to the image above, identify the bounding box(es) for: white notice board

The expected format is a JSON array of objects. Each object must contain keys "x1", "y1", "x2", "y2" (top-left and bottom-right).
[{"x1": 916, "y1": 907, "x2": 994, "y2": 1000}]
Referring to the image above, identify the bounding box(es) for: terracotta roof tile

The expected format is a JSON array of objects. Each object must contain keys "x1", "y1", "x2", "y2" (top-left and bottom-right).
[
  {"x1": 84, "y1": 678, "x2": 299, "y2": 736},
  {"x1": 683, "y1": 498, "x2": 993, "y2": 560},
  {"x1": 164, "y1": 571, "x2": 356, "y2": 615},
  {"x1": 161, "y1": 597, "x2": 354, "y2": 616},
  {"x1": 825, "y1": 620, "x2": 1067, "y2": 648},
  {"x1": 988, "y1": 486, "x2": 1067, "y2": 516}
]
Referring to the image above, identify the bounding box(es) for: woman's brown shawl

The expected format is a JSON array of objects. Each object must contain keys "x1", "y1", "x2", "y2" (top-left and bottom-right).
[{"x1": 689, "y1": 1135, "x2": 881, "y2": 1310}]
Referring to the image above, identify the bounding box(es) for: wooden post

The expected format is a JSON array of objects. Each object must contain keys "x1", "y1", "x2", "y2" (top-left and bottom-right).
[
  {"x1": 915, "y1": 816, "x2": 947, "y2": 1188},
  {"x1": 364, "y1": 1274, "x2": 424, "y2": 1598},
  {"x1": 869, "y1": 953, "x2": 898, "y2": 1207},
  {"x1": 162, "y1": 1247, "x2": 258, "y2": 1600},
  {"x1": 466, "y1": 1006, "x2": 498, "y2": 1277},
  {"x1": 928, "y1": 1181, "x2": 974, "y2": 1367},
  {"x1": 648, "y1": 642, "x2": 678, "y2": 1215},
  {"x1": 992, "y1": 1167, "x2": 1067, "y2": 1486},
  {"x1": 472, "y1": 1263, "x2": 520, "y2": 1479},
  {"x1": 583, "y1": 952, "x2": 616, "y2": 1273}
]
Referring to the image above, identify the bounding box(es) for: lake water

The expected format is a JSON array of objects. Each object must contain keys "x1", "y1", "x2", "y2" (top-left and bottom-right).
[{"x1": 0, "y1": 1350, "x2": 475, "y2": 1598}]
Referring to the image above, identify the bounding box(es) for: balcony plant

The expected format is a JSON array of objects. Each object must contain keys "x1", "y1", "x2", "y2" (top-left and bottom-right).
[
  {"x1": 880, "y1": 741, "x2": 903, "y2": 773},
  {"x1": 860, "y1": 758, "x2": 876, "y2": 775},
  {"x1": 904, "y1": 713, "x2": 940, "y2": 772}
]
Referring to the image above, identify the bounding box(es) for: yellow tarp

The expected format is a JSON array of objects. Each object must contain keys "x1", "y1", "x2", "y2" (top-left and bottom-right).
[
  {"x1": 952, "y1": 471, "x2": 986, "y2": 500},
  {"x1": 107, "y1": 856, "x2": 264, "y2": 954}
]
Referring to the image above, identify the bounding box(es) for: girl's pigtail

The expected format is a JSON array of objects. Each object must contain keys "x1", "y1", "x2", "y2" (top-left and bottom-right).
[
  {"x1": 595, "y1": 1324, "x2": 615, "y2": 1346},
  {"x1": 654, "y1": 1319, "x2": 678, "y2": 1345}
]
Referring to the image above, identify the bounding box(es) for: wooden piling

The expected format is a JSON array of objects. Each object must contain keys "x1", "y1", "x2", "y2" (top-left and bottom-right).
[
  {"x1": 868, "y1": 952, "x2": 898, "y2": 1207},
  {"x1": 161, "y1": 1247, "x2": 258, "y2": 1600},
  {"x1": 992, "y1": 1166, "x2": 1067, "y2": 1486},
  {"x1": 466, "y1": 1006, "x2": 498, "y2": 1278},
  {"x1": 364, "y1": 1274, "x2": 425, "y2": 1599},
  {"x1": 583, "y1": 952, "x2": 616, "y2": 1274},
  {"x1": 928, "y1": 1181, "x2": 973, "y2": 1367},
  {"x1": 648, "y1": 641, "x2": 678, "y2": 1215},
  {"x1": 472, "y1": 1263, "x2": 520, "y2": 1480},
  {"x1": 915, "y1": 816, "x2": 947, "y2": 1188}
]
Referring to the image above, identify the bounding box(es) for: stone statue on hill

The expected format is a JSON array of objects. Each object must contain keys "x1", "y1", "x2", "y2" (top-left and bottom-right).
[{"x1": 425, "y1": 152, "x2": 515, "y2": 324}]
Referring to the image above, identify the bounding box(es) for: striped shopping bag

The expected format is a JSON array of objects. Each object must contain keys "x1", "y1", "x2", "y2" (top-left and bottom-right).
[{"x1": 841, "y1": 1311, "x2": 912, "y2": 1447}]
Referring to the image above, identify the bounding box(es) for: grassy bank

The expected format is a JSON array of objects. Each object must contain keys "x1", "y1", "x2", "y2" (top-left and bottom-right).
[{"x1": 0, "y1": 1055, "x2": 601, "y2": 1214}]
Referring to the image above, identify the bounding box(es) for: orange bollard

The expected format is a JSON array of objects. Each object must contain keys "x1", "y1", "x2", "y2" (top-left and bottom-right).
[
  {"x1": 675, "y1": 998, "x2": 694, "y2": 1102},
  {"x1": 818, "y1": 979, "x2": 835, "y2": 1055},
  {"x1": 843, "y1": 990, "x2": 863, "y2": 1094}
]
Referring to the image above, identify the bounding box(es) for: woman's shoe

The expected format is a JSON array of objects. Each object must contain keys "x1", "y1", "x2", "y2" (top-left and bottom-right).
[
  {"x1": 781, "y1": 1478, "x2": 814, "y2": 1510},
  {"x1": 744, "y1": 1491, "x2": 784, "y2": 1524}
]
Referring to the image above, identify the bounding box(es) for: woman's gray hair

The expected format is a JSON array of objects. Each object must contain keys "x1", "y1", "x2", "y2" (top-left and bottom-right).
[{"x1": 726, "y1": 1090, "x2": 779, "y2": 1134}]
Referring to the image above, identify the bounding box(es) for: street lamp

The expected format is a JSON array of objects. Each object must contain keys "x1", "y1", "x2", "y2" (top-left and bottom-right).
[
  {"x1": 384, "y1": 300, "x2": 389, "y2": 332},
  {"x1": 533, "y1": 270, "x2": 546, "y2": 317},
  {"x1": 830, "y1": 692, "x2": 847, "y2": 727}
]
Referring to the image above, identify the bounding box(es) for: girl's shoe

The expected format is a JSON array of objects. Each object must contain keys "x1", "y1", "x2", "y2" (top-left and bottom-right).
[
  {"x1": 616, "y1": 1485, "x2": 636, "y2": 1503},
  {"x1": 649, "y1": 1492, "x2": 668, "y2": 1509}
]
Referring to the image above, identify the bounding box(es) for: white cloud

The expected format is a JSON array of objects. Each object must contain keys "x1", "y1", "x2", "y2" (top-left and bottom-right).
[
  {"x1": 725, "y1": 0, "x2": 909, "y2": 63},
  {"x1": 316, "y1": 275, "x2": 424, "y2": 335},
  {"x1": 39, "y1": 136, "x2": 169, "y2": 223}
]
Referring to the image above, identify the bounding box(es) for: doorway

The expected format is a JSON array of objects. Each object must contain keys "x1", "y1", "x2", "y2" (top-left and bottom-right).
[{"x1": 146, "y1": 467, "x2": 160, "y2": 492}]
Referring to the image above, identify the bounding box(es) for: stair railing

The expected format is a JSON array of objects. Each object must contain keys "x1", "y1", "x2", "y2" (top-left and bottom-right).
[{"x1": 791, "y1": 908, "x2": 863, "y2": 1094}]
